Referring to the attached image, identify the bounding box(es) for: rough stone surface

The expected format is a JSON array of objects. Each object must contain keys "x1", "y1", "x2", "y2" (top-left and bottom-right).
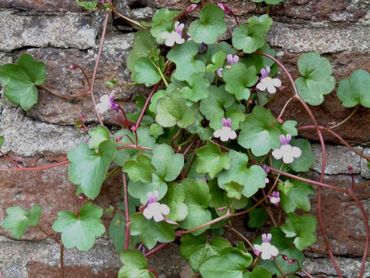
[
  {"x1": 361, "y1": 148, "x2": 370, "y2": 179},
  {"x1": 148, "y1": 0, "x2": 369, "y2": 22},
  {"x1": 0, "y1": 10, "x2": 101, "y2": 52},
  {"x1": 302, "y1": 257, "x2": 370, "y2": 278},
  {"x1": 0, "y1": 1, "x2": 81, "y2": 12},
  {"x1": 0, "y1": 103, "x2": 87, "y2": 156},
  {"x1": 311, "y1": 145, "x2": 363, "y2": 175},
  {"x1": 0, "y1": 237, "x2": 121, "y2": 277},
  {"x1": 268, "y1": 22, "x2": 370, "y2": 53}
]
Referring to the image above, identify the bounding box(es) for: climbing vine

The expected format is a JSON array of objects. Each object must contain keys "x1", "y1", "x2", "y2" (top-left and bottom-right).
[{"x1": 1, "y1": 0, "x2": 369, "y2": 277}]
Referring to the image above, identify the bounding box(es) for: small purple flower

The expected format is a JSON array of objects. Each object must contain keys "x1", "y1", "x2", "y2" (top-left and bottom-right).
[
  {"x1": 272, "y1": 134, "x2": 302, "y2": 164},
  {"x1": 175, "y1": 21, "x2": 184, "y2": 36},
  {"x1": 254, "y1": 233, "x2": 279, "y2": 260},
  {"x1": 260, "y1": 66, "x2": 271, "y2": 80},
  {"x1": 213, "y1": 118, "x2": 237, "y2": 142},
  {"x1": 257, "y1": 66, "x2": 281, "y2": 94},
  {"x1": 222, "y1": 118, "x2": 232, "y2": 128},
  {"x1": 96, "y1": 93, "x2": 119, "y2": 114},
  {"x1": 262, "y1": 165, "x2": 270, "y2": 184},
  {"x1": 161, "y1": 21, "x2": 185, "y2": 47},
  {"x1": 262, "y1": 233, "x2": 272, "y2": 243},
  {"x1": 216, "y1": 68, "x2": 224, "y2": 78},
  {"x1": 185, "y1": 4, "x2": 198, "y2": 13},
  {"x1": 226, "y1": 54, "x2": 239, "y2": 66},
  {"x1": 143, "y1": 191, "x2": 170, "y2": 222},
  {"x1": 279, "y1": 134, "x2": 292, "y2": 145},
  {"x1": 217, "y1": 3, "x2": 234, "y2": 15},
  {"x1": 268, "y1": 191, "x2": 280, "y2": 205}
]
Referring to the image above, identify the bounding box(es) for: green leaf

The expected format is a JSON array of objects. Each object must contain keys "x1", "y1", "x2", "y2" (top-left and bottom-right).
[
  {"x1": 123, "y1": 155, "x2": 155, "y2": 183},
  {"x1": 0, "y1": 135, "x2": 4, "y2": 147},
  {"x1": 88, "y1": 125, "x2": 110, "y2": 150},
  {"x1": 279, "y1": 180, "x2": 314, "y2": 213},
  {"x1": 238, "y1": 106, "x2": 281, "y2": 156},
  {"x1": 130, "y1": 214, "x2": 175, "y2": 249},
  {"x1": 133, "y1": 57, "x2": 162, "y2": 87},
  {"x1": 206, "y1": 51, "x2": 227, "y2": 73},
  {"x1": 114, "y1": 127, "x2": 155, "y2": 166},
  {"x1": 76, "y1": 0, "x2": 97, "y2": 10},
  {"x1": 180, "y1": 234, "x2": 231, "y2": 271},
  {"x1": 189, "y1": 4, "x2": 227, "y2": 44},
  {"x1": 150, "y1": 9, "x2": 180, "y2": 42},
  {"x1": 17, "y1": 53, "x2": 46, "y2": 85},
  {"x1": 128, "y1": 174, "x2": 168, "y2": 204},
  {"x1": 232, "y1": 15, "x2": 273, "y2": 54},
  {"x1": 68, "y1": 141, "x2": 116, "y2": 200},
  {"x1": 281, "y1": 120, "x2": 298, "y2": 136},
  {"x1": 180, "y1": 179, "x2": 212, "y2": 235},
  {"x1": 162, "y1": 183, "x2": 188, "y2": 222},
  {"x1": 281, "y1": 213, "x2": 317, "y2": 250},
  {"x1": 167, "y1": 41, "x2": 206, "y2": 82},
  {"x1": 128, "y1": 30, "x2": 157, "y2": 73},
  {"x1": 109, "y1": 213, "x2": 126, "y2": 252},
  {"x1": 52, "y1": 203, "x2": 105, "y2": 251},
  {"x1": 258, "y1": 247, "x2": 304, "y2": 276},
  {"x1": 200, "y1": 85, "x2": 235, "y2": 129},
  {"x1": 180, "y1": 74, "x2": 210, "y2": 102},
  {"x1": 118, "y1": 250, "x2": 155, "y2": 278},
  {"x1": 218, "y1": 150, "x2": 266, "y2": 198},
  {"x1": 248, "y1": 207, "x2": 268, "y2": 228},
  {"x1": 245, "y1": 266, "x2": 272, "y2": 278},
  {"x1": 0, "y1": 54, "x2": 46, "y2": 111},
  {"x1": 337, "y1": 69, "x2": 370, "y2": 108},
  {"x1": 149, "y1": 123, "x2": 164, "y2": 138},
  {"x1": 155, "y1": 94, "x2": 197, "y2": 128},
  {"x1": 295, "y1": 52, "x2": 335, "y2": 106},
  {"x1": 196, "y1": 143, "x2": 230, "y2": 179},
  {"x1": 223, "y1": 63, "x2": 258, "y2": 100},
  {"x1": 2, "y1": 205, "x2": 42, "y2": 239},
  {"x1": 199, "y1": 248, "x2": 253, "y2": 278},
  {"x1": 290, "y1": 139, "x2": 314, "y2": 172},
  {"x1": 152, "y1": 144, "x2": 184, "y2": 182}
]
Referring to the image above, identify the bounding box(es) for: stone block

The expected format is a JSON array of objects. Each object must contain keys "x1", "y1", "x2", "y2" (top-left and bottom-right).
[
  {"x1": 0, "y1": 10, "x2": 101, "y2": 52},
  {"x1": 361, "y1": 148, "x2": 370, "y2": 179},
  {"x1": 0, "y1": 0, "x2": 81, "y2": 12},
  {"x1": 311, "y1": 145, "x2": 363, "y2": 175}
]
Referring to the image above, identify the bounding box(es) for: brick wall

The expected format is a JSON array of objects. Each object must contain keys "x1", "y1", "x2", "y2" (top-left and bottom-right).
[{"x1": 0, "y1": 0, "x2": 369, "y2": 277}]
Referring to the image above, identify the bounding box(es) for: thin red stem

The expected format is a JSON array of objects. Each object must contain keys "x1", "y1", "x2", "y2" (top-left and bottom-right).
[
  {"x1": 0, "y1": 160, "x2": 69, "y2": 172},
  {"x1": 260, "y1": 52, "x2": 343, "y2": 277},
  {"x1": 145, "y1": 243, "x2": 169, "y2": 257},
  {"x1": 135, "y1": 83, "x2": 160, "y2": 129},
  {"x1": 89, "y1": 12, "x2": 110, "y2": 126},
  {"x1": 123, "y1": 173, "x2": 130, "y2": 250}
]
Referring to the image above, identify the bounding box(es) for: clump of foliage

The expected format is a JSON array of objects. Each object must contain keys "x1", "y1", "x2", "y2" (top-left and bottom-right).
[{"x1": 1, "y1": 0, "x2": 369, "y2": 277}]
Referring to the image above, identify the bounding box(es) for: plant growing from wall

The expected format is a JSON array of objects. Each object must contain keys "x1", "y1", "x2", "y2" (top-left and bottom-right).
[{"x1": 1, "y1": 0, "x2": 370, "y2": 277}]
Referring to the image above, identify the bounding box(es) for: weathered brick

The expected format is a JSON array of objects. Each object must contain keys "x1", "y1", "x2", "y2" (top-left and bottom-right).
[
  {"x1": 0, "y1": 156, "x2": 122, "y2": 240},
  {"x1": 0, "y1": 10, "x2": 101, "y2": 52},
  {"x1": 308, "y1": 174, "x2": 370, "y2": 256},
  {"x1": 268, "y1": 51, "x2": 370, "y2": 144}
]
